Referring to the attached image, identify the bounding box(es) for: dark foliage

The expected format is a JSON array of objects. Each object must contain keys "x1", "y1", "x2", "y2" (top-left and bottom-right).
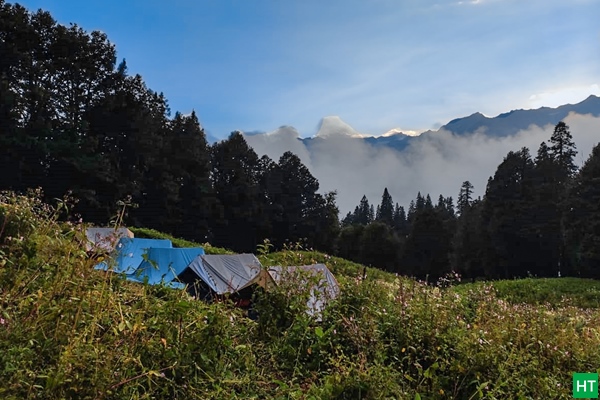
[{"x1": 1, "y1": 1, "x2": 598, "y2": 280}]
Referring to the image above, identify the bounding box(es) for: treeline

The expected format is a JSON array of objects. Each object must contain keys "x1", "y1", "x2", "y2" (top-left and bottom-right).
[
  {"x1": 0, "y1": 1, "x2": 339, "y2": 254},
  {"x1": 2, "y1": 2, "x2": 600, "y2": 281},
  {"x1": 340, "y1": 121, "x2": 600, "y2": 280}
]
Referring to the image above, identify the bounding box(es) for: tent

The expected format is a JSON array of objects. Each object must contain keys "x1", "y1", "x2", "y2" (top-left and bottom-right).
[
  {"x1": 178, "y1": 254, "x2": 275, "y2": 295},
  {"x1": 94, "y1": 237, "x2": 172, "y2": 274},
  {"x1": 267, "y1": 264, "x2": 340, "y2": 316},
  {"x1": 85, "y1": 227, "x2": 134, "y2": 252},
  {"x1": 127, "y1": 247, "x2": 205, "y2": 287}
]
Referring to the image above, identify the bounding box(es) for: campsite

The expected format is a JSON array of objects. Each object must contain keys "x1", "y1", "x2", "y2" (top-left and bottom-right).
[
  {"x1": 88, "y1": 228, "x2": 340, "y2": 315},
  {"x1": 1, "y1": 191, "x2": 600, "y2": 399},
  {"x1": 2, "y1": 1, "x2": 600, "y2": 398}
]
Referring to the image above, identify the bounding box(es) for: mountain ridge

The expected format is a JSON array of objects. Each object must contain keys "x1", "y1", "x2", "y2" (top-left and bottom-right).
[{"x1": 236, "y1": 94, "x2": 600, "y2": 151}]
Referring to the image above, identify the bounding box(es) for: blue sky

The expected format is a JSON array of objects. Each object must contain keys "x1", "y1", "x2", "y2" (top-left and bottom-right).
[{"x1": 15, "y1": 0, "x2": 600, "y2": 140}]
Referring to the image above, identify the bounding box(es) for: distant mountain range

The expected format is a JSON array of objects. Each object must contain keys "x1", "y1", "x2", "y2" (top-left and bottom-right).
[
  {"x1": 299, "y1": 95, "x2": 600, "y2": 150},
  {"x1": 238, "y1": 94, "x2": 600, "y2": 152}
]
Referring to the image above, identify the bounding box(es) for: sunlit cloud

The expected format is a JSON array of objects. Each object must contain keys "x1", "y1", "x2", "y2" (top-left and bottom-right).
[
  {"x1": 244, "y1": 113, "x2": 600, "y2": 214},
  {"x1": 528, "y1": 84, "x2": 600, "y2": 109}
]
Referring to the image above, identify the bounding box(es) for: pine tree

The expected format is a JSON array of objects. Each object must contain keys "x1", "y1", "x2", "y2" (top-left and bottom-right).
[
  {"x1": 530, "y1": 140, "x2": 563, "y2": 276},
  {"x1": 353, "y1": 195, "x2": 371, "y2": 225},
  {"x1": 393, "y1": 203, "x2": 407, "y2": 234},
  {"x1": 457, "y1": 181, "x2": 474, "y2": 216},
  {"x1": 548, "y1": 121, "x2": 578, "y2": 179},
  {"x1": 268, "y1": 151, "x2": 320, "y2": 247},
  {"x1": 407, "y1": 200, "x2": 416, "y2": 223},
  {"x1": 425, "y1": 194, "x2": 433, "y2": 210},
  {"x1": 415, "y1": 192, "x2": 425, "y2": 211},
  {"x1": 400, "y1": 208, "x2": 451, "y2": 281},
  {"x1": 483, "y1": 147, "x2": 537, "y2": 278},
  {"x1": 451, "y1": 199, "x2": 487, "y2": 280},
  {"x1": 445, "y1": 197, "x2": 455, "y2": 219},
  {"x1": 564, "y1": 143, "x2": 600, "y2": 278},
  {"x1": 210, "y1": 131, "x2": 262, "y2": 251},
  {"x1": 376, "y1": 187, "x2": 394, "y2": 226},
  {"x1": 341, "y1": 211, "x2": 354, "y2": 227}
]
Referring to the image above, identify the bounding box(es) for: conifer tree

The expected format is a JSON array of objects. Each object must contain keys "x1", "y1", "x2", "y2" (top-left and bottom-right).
[
  {"x1": 376, "y1": 187, "x2": 394, "y2": 226},
  {"x1": 548, "y1": 121, "x2": 578, "y2": 179},
  {"x1": 457, "y1": 181, "x2": 474, "y2": 216},
  {"x1": 564, "y1": 143, "x2": 600, "y2": 278}
]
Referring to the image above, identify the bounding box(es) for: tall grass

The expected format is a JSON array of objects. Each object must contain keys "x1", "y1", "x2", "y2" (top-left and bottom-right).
[{"x1": 1, "y1": 190, "x2": 599, "y2": 399}]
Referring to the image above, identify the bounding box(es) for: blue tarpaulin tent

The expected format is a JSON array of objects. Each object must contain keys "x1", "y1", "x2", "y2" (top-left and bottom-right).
[
  {"x1": 94, "y1": 238, "x2": 173, "y2": 274},
  {"x1": 127, "y1": 247, "x2": 205, "y2": 287}
]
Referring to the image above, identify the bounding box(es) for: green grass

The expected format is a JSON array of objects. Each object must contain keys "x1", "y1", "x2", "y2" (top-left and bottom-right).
[
  {"x1": 129, "y1": 227, "x2": 234, "y2": 254},
  {"x1": 454, "y1": 277, "x2": 600, "y2": 309},
  {"x1": 2, "y1": 190, "x2": 600, "y2": 399}
]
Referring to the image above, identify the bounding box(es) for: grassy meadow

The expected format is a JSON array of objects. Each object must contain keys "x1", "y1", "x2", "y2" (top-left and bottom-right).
[{"x1": 1, "y1": 191, "x2": 599, "y2": 399}]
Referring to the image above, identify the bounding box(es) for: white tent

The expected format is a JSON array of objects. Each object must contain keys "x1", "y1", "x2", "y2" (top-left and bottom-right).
[
  {"x1": 85, "y1": 227, "x2": 134, "y2": 252},
  {"x1": 268, "y1": 264, "x2": 340, "y2": 316},
  {"x1": 181, "y1": 254, "x2": 275, "y2": 295}
]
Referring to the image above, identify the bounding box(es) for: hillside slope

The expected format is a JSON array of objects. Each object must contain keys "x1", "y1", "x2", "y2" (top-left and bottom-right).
[{"x1": 1, "y1": 191, "x2": 600, "y2": 399}]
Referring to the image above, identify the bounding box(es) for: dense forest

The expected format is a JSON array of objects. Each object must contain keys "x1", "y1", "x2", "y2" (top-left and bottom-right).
[{"x1": 1, "y1": 1, "x2": 599, "y2": 281}]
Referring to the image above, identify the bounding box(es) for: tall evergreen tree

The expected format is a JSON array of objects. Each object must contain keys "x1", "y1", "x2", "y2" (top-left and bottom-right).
[
  {"x1": 457, "y1": 181, "x2": 474, "y2": 216},
  {"x1": 352, "y1": 195, "x2": 372, "y2": 225},
  {"x1": 548, "y1": 121, "x2": 578, "y2": 179},
  {"x1": 529, "y1": 140, "x2": 563, "y2": 276},
  {"x1": 341, "y1": 211, "x2": 354, "y2": 227},
  {"x1": 425, "y1": 194, "x2": 433, "y2": 210},
  {"x1": 407, "y1": 200, "x2": 416, "y2": 224},
  {"x1": 393, "y1": 203, "x2": 408, "y2": 235},
  {"x1": 451, "y1": 199, "x2": 488, "y2": 280},
  {"x1": 483, "y1": 147, "x2": 538, "y2": 278},
  {"x1": 210, "y1": 131, "x2": 263, "y2": 251},
  {"x1": 400, "y1": 208, "x2": 451, "y2": 281},
  {"x1": 415, "y1": 192, "x2": 425, "y2": 211},
  {"x1": 266, "y1": 151, "x2": 322, "y2": 248},
  {"x1": 564, "y1": 143, "x2": 600, "y2": 278},
  {"x1": 376, "y1": 187, "x2": 394, "y2": 226}
]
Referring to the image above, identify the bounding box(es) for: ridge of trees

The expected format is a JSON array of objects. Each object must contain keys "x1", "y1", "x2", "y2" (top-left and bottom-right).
[{"x1": 2, "y1": 1, "x2": 600, "y2": 280}]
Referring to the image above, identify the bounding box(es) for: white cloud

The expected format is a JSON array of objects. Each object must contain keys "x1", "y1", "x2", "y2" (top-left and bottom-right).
[
  {"x1": 245, "y1": 113, "x2": 600, "y2": 215},
  {"x1": 528, "y1": 84, "x2": 600, "y2": 109}
]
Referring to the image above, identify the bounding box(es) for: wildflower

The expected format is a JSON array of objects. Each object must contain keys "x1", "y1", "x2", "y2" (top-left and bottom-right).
[{"x1": 0, "y1": 318, "x2": 5, "y2": 325}]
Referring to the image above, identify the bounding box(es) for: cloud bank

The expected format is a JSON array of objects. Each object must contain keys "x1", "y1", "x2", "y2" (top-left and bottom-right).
[{"x1": 244, "y1": 113, "x2": 600, "y2": 215}]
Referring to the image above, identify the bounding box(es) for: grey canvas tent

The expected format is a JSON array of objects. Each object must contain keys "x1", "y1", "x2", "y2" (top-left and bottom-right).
[
  {"x1": 268, "y1": 264, "x2": 340, "y2": 316},
  {"x1": 179, "y1": 254, "x2": 275, "y2": 295},
  {"x1": 86, "y1": 227, "x2": 134, "y2": 252}
]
